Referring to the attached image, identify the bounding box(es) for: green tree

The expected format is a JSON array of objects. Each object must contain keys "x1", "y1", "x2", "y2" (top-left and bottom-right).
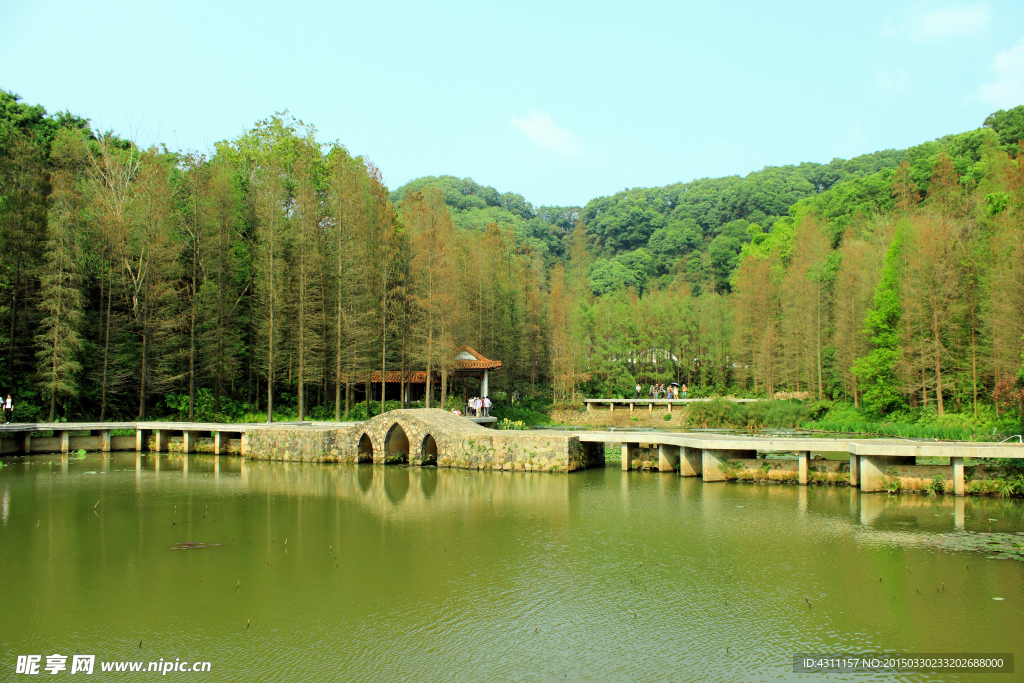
[
  {"x1": 853, "y1": 222, "x2": 907, "y2": 414},
  {"x1": 36, "y1": 130, "x2": 87, "y2": 421}
]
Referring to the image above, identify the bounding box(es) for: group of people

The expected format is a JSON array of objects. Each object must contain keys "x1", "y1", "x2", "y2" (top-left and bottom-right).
[
  {"x1": 634, "y1": 383, "x2": 687, "y2": 400},
  {"x1": 465, "y1": 396, "x2": 491, "y2": 417}
]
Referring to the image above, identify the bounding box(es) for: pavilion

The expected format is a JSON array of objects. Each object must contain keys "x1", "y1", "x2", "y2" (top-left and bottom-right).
[{"x1": 358, "y1": 346, "x2": 502, "y2": 402}]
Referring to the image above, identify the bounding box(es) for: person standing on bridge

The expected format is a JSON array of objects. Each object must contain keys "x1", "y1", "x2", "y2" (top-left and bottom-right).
[
  {"x1": 635, "y1": 383, "x2": 641, "y2": 399},
  {"x1": 681, "y1": 384, "x2": 687, "y2": 399},
  {"x1": 3, "y1": 394, "x2": 12, "y2": 423},
  {"x1": 483, "y1": 396, "x2": 491, "y2": 417}
]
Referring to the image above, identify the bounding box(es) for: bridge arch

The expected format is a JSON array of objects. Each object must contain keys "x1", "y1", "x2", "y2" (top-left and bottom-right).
[
  {"x1": 421, "y1": 434, "x2": 438, "y2": 465},
  {"x1": 384, "y1": 423, "x2": 410, "y2": 464},
  {"x1": 357, "y1": 433, "x2": 374, "y2": 463}
]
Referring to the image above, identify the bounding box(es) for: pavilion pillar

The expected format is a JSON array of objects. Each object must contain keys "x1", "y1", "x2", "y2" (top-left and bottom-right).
[{"x1": 482, "y1": 370, "x2": 489, "y2": 398}]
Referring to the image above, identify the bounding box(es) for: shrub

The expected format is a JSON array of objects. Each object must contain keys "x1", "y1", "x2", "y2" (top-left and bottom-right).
[
  {"x1": 686, "y1": 399, "x2": 746, "y2": 428},
  {"x1": 806, "y1": 400, "x2": 833, "y2": 421},
  {"x1": 492, "y1": 404, "x2": 550, "y2": 427}
]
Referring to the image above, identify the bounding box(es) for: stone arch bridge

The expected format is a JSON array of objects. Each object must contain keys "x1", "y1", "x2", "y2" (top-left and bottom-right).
[{"x1": 243, "y1": 409, "x2": 604, "y2": 472}]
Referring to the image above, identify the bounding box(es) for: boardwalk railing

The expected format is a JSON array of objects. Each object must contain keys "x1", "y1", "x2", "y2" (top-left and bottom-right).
[{"x1": 584, "y1": 398, "x2": 759, "y2": 412}]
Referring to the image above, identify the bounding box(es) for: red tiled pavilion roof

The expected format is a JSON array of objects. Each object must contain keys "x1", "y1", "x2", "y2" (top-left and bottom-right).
[{"x1": 452, "y1": 345, "x2": 502, "y2": 371}]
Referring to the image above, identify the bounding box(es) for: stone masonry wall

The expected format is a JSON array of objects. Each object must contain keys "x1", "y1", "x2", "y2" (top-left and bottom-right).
[
  {"x1": 242, "y1": 429, "x2": 341, "y2": 463},
  {"x1": 242, "y1": 409, "x2": 602, "y2": 472}
]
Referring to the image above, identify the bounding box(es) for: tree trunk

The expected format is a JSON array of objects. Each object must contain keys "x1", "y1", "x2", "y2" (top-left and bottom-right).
[
  {"x1": 344, "y1": 375, "x2": 351, "y2": 420},
  {"x1": 100, "y1": 269, "x2": 112, "y2": 421},
  {"x1": 364, "y1": 372, "x2": 371, "y2": 417},
  {"x1": 440, "y1": 366, "x2": 447, "y2": 409},
  {"x1": 189, "y1": 244, "x2": 197, "y2": 421},
  {"x1": 139, "y1": 330, "x2": 147, "y2": 419},
  {"x1": 933, "y1": 308, "x2": 944, "y2": 417},
  {"x1": 971, "y1": 323, "x2": 978, "y2": 418},
  {"x1": 816, "y1": 267, "x2": 823, "y2": 401},
  {"x1": 6, "y1": 262, "x2": 21, "y2": 382},
  {"x1": 335, "y1": 282, "x2": 342, "y2": 422}
]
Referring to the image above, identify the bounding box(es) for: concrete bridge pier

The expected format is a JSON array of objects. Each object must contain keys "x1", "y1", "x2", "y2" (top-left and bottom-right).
[
  {"x1": 702, "y1": 449, "x2": 729, "y2": 481},
  {"x1": 859, "y1": 455, "x2": 916, "y2": 492},
  {"x1": 798, "y1": 451, "x2": 810, "y2": 485},
  {"x1": 848, "y1": 454, "x2": 859, "y2": 487},
  {"x1": 100, "y1": 430, "x2": 111, "y2": 453},
  {"x1": 658, "y1": 443, "x2": 680, "y2": 472},
  {"x1": 702, "y1": 449, "x2": 757, "y2": 482},
  {"x1": 859, "y1": 455, "x2": 885, "y2": 492},
  {"x1": 621, "y1": 442, "x2": 636, "y2": 471},
  {"x1": 154, "y1": 429, "x2": 169, "y2": 453},
  {"x1": 213, "y1": 432, "x2": 225, "y2": 455},
  {"x1": 952, "y1": 457, "x2": 965, "y2": 496},
  {"x1": 181, "y1": 430, "x2": 199, "y2": 454},
  {"x1": 679, "y1": 447, "x2": 702, "y2": 477},
  {"x1": 15, "y1": 432, "x2": 31, "y2": 454},
  {"x1": 58, "y1": 430, "x2": 70, "y2": 454},
  {"x1": 136, "y1": 429, "x2": 149, "y2": 452}
]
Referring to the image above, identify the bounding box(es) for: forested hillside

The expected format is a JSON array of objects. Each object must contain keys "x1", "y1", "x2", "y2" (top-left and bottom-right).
[{"x1": 1, "y1": 88, "x2": 1023, "y2": 432}]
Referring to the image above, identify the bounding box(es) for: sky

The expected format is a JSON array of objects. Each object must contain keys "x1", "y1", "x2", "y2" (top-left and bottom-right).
[{"x1": 2, "y1": 0, "x2": 1023, "y2": 206}]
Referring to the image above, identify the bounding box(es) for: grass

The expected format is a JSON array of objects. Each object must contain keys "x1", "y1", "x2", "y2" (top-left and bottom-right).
[{"x1": 801, "y1": 419, "x2": 980, "y2": 440}]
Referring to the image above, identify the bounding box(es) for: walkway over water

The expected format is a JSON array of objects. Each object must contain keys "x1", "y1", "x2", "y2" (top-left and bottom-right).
[
  {"x1": 584, "y1": 398, "x2": 758, "y2": 412},
  {"x1": 2, "y1": 411, "x2": 1021, "y2": 491},
  {"x1": 564, "y1": 430, "x2": 1023, "y2": 490}
]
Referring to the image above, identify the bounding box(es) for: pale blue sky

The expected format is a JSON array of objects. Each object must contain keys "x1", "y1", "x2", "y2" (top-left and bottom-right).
[{"x1": 2, "y1": 0, "x2": 1023, "y2": 205}]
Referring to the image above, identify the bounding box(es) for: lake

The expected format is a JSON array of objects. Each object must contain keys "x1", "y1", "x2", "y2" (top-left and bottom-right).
[{"x1": 1, "y1": 452, "x2": 1021, "y2": 681}]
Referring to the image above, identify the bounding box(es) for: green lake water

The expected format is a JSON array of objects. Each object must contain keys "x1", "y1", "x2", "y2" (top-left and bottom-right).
[{"x1": 1, "y1": 452, "x2": 1021, "y2": 682}]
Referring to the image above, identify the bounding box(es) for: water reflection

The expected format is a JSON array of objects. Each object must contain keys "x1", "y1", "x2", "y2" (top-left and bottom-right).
[
  {"x1": 0, "y1": 452, "x2": 1021, "y2": 683},
  {"x1": 383, "y1": 468, "x2": 410, "y2": 505}
]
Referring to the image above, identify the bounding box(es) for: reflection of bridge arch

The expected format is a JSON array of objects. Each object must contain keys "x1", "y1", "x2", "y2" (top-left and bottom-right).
[
  {"x1": 421, "y1": 434, "x2": 438, "y2": 465},
  {"x1": 384, "y1": 423, "x2": 410, "y2": 463},
  {"x1": 384, "y1": 468, "x2": 410, "y2": 504}
]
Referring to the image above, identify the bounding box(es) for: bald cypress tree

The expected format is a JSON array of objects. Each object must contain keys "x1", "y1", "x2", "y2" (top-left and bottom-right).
[
  {"x1": 201, "y1": 159, "x2": 243, "y2": 414},
  {"x1": 291, "y1": 136, "x2": 325, "y2": 420},
  {"x1": 405, "y1": 188, "x2": 456, "y2": 408},
  {"x1": 253, "y1": 156, "x2": 288, "y2": 421},
  {"x1": 0, "y1": 130, "x2": 47, "y2": 389},
  {"x1": 36, "y1": 130, "x2": 87, "y2": 421},
  {"x1": 126, "y1": 152, "x2": 181, "y2": 418}
]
